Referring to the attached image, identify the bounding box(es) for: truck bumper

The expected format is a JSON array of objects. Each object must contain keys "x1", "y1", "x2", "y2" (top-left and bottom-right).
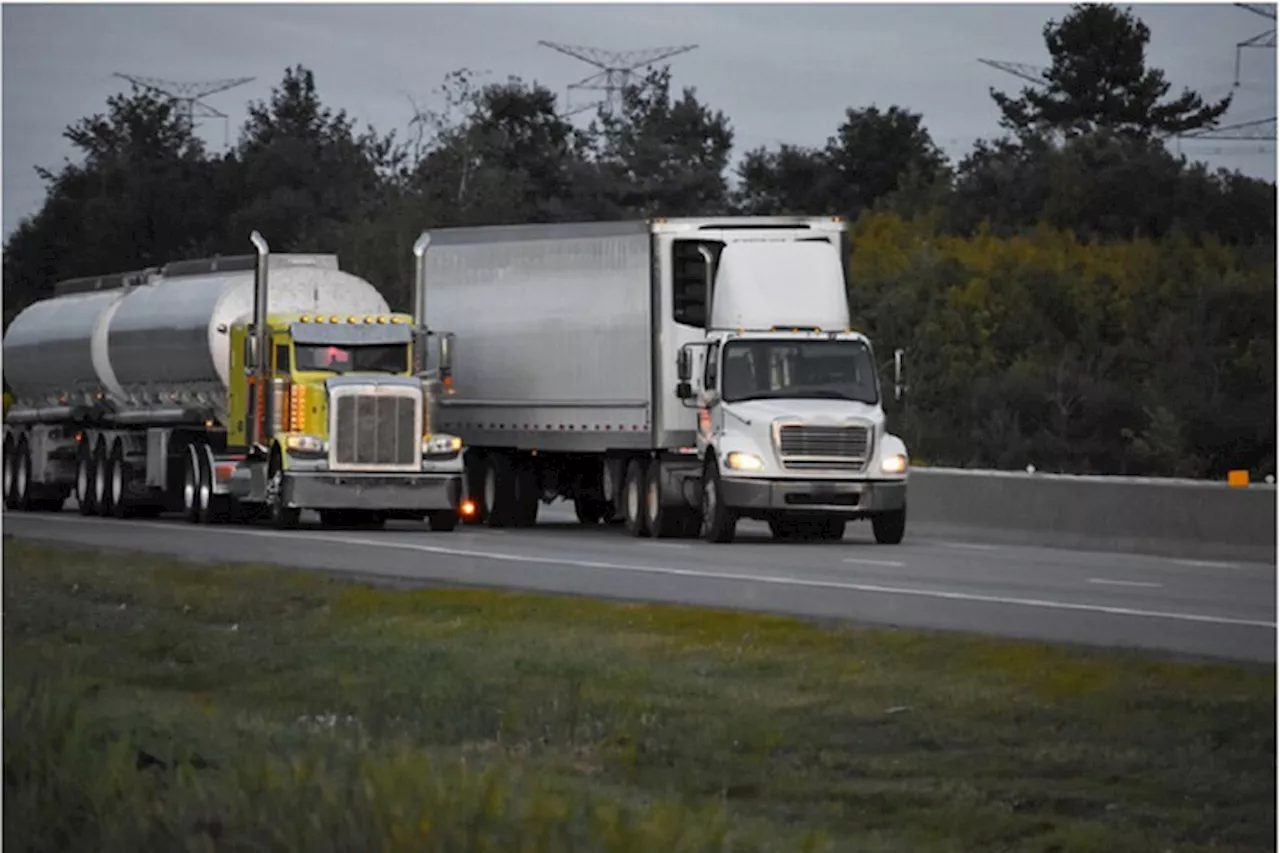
[
  {"x1": 283, "y1": 472, "x2": 463, "y2": 512},
  {"x1": 720, "y1": 476, "x2": 907, "y2": 518}
]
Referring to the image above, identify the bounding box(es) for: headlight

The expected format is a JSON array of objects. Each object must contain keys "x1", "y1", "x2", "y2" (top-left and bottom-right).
[
  {"x1": 726, "y1": 451, "x2": 765, "y2": 471},
  {"x1": 881, "y1": 453, "x2": 908, "y2": 474},
  {"x1": 285, "y1": 434, "x2": 327, "y2": 454},
  {"x1": 422, "y1": 434, "x2": 464, "y2": 456}
]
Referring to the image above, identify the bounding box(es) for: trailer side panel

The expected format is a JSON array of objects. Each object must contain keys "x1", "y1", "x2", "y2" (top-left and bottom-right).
[{"x1": 429, "y1": 222, "x2": 656, "y2": 453}]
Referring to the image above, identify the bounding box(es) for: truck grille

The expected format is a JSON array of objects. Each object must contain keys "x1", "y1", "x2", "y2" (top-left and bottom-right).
[
  {"x1": 777, "y1": 424, "x2": 872, "y2": 471},
  {"x1": 332, "y1": 393, "x2": 419, "y2": 469}
]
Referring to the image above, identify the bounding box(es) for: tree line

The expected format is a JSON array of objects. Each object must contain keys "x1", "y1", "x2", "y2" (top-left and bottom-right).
[{"x1": 3, "y1": 3, "x2": 1274, "y2": 480}]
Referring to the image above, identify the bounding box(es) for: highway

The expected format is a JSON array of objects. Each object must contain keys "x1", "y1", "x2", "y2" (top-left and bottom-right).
[{"x1": 3, "y1": 502, "x2": 1276, "y2": 664}]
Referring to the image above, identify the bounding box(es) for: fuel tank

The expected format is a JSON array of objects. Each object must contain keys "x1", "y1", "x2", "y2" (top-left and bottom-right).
[{"x1": 3, "y1": 254, "x2": 390, "y2": 424}]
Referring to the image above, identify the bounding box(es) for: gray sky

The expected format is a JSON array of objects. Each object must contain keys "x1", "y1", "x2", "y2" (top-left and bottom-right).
[{"x1": 3, "y1": 1, "x2": 1276, "y2": 239}]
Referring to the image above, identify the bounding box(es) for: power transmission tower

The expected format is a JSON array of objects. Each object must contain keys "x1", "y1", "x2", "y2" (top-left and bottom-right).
[
  {"x1": 977, "y1": 58, "x2": 1046, "y2": 87},
  {"x1": 113, "y1": 73, "x2": 255, "y2": 148},
  {"x1": 537, "y1": 41, "x2": 698, "y2": 118},
  {"x1": 1232, "y1": 3, "x2": 1276, "y2": 86}
]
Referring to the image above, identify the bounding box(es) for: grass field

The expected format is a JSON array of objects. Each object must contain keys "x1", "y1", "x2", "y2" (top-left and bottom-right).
[{"x1": 2, "y1": 537, "x2": 1275, "y2": 852}]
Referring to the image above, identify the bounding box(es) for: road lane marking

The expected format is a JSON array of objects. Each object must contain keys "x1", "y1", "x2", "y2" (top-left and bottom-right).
[
  {"x1": 7, "y1": 514, "x2": 1276, "y2": 630},
  {"x1": 1087, "y1": 578, "x2": 1162, "y2": 589},
  {"x1": 1174, "y1": 559, "x2": 1239, "y2": 569},
  {"x1": 843, "y1": 557, "x2": 906, "y2": 568},
  {"x1": 938, "y1": 541, "x2": 999, "y2": 551}
]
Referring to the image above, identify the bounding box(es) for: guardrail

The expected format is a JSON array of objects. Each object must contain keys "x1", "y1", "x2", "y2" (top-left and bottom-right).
[{"x1": 907, "y1": 467, "x2": 1277, "y2": 564}]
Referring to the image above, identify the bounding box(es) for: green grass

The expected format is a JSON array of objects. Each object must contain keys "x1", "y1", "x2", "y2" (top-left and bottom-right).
[{"x1": 3, "y1": 538, "x2": 1275, "y2": 852}]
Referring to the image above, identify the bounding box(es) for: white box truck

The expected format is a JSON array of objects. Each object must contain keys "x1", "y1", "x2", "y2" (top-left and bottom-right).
[{"x1": 415, "y1": 216, "x2": 909, "y2": 544}]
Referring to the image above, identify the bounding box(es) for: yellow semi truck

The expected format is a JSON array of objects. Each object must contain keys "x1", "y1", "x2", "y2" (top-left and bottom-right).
[{"x1": 2, "y1": 232, "x2": 469, "y2": 530}]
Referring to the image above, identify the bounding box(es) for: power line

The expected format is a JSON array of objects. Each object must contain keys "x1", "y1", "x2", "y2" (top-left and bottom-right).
[
  {"x1": 1233, "y1": 2, "x2": 1276, "y2": 86},
  {"x1": 112, "y1": 73, "x2": 255, "y2": 149},
  {"x1": 537, "y1": 41, "x2": 698, "y2": 118}
]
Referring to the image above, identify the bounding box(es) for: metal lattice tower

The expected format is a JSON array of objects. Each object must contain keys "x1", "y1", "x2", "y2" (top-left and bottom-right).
[
  {"x1": 113, "y1": 73, "x2": 255, "y2": 147},
  {"x1": 537, "y1": 41, "x2": 698, "y2": 117},
  {"x1": 977, "y1": 58, "x2": 1047, "y2": 87},
  {"x1": 1233, "y1": 3, "x2": 1276, "y2": 86}
]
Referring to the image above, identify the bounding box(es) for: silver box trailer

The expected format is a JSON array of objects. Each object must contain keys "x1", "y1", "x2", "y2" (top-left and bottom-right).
[{"x1": 421, "y1": 216, "x2": 910, "y2": 543}]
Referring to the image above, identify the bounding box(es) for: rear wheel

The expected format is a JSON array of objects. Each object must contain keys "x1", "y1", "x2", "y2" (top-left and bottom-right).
[
  {"x1": 3, "y1": 435, "x2": 17, "y2": 510},
  {"x1": 76, "y1": 440, "x2": 97, "y2": 516},
  {"x1": 622, "y1": 459, "x2": 648, "y2": 537},
  {"x1": 108, "y1": 442, "x2": 131, "y2": 519},
  {"x1": 13, "y1": 438, "x2": 32, "y2": 512},
  {"x1": 93, "y1": 440, "x2": 112, "y2": 517},
  {"x1": 482, "y1": 454, "x2": 517, "y2": 528},
  {"x1": 644, "y1": 461, "x2": 690, "y2": 539}
]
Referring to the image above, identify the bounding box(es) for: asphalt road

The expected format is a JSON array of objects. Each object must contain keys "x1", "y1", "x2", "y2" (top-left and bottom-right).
[{"x1": 4, "y1": 502, "x2": 1276, "y2": 664}]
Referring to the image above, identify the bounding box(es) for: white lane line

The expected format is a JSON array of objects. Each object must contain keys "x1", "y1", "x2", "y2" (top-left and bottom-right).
[
  {"x1": 9, "y1": 514, "x2": 1277, "y2": 630},
  {"x1": 843, "y1": 557, "x2": 906, "y2": 568},
  {"x1": 1087, "y1": 578, "x2": 1163, "y2": 589},
  {"x1": 1174, "y1": 559, "x2": 1240, "y2": 570},
  {"x1": 643, "y1": 542, "x2": 692, "y2": 550},
  {"x1": 937, "y1": 541, "x2": 1000, "y2": 551}
]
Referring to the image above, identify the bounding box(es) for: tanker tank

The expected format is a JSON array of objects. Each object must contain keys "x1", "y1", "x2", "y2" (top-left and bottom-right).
[{"x1": 3, "y1": 254, "x2": 390, "y2": 426}]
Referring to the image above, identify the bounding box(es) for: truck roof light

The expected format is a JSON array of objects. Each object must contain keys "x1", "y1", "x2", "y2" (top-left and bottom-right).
[{"x1": 300, "y1": 314, "x2": 311, "y2": 323}]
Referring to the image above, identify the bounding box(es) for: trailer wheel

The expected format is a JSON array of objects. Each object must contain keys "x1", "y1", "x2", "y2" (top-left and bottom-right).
[
  {"x1": 482, "y1": 453, "x2": 518, "y2": 528},
  {"x1": 76, "y1": 440, "x2": 97, "y2": 516},
  {"x1": 93, "y1": 439, "x2": 112, "y2": 517},
  {"x1": 699, "y1": 458, "x2": 737, "y2": 544},
  {"x1": 2, "y1": 435, "x2": 15, "y2": 510},
  {"x1": 13, "y1": 437, "x2": 32, "y2": 512},
  {"x1": 108, "y1": 442, "x2": 132, "y2": 519},
  {"x1": 622, "y1": 459, "x2": 649, "y2": 537},
  {"x1": 872, "y1": 507, "x2": 906, "y2": 545}
]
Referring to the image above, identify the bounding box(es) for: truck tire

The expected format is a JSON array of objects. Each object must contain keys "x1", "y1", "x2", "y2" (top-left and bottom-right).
[
  {"x1": 2, "y1": 435, "x2": 16, "y2": 510},
  {"x1": 699, "y1": 458, "x2": 737, "y2": 544},
  {"x1": 13, "y1": 438, "x2": 32, "y2": 512},
  {"x1": 76, "y1": 440, "x2": 97, "y2": 516},
  {"x1": 92, "y1": 439, "x2": 112, "y2": 518},
  {"x1": 267, "y1": 449, "x2": 300, "y2": 530},
  {"x1": 183, "y1": 444, "x2": 203, "y2": 523},
  {"x1": 482, "y1": 453, "x2": 518, "y2": 528},
  {"x1": 622, "y1": 458, "x2": 649, "y2": 537},
  {"x1": 573, "y1": 496, "x2": 607, "y2": 525},
  {"x1": 872, "y1": 507, "x2": 906, "y2": 545},
  {"x1": 108, "y1": 441, "x2": 132, "y2": 519},
  {"x1": 644, "y1": 461, "x2": 688, "y2": 539}
]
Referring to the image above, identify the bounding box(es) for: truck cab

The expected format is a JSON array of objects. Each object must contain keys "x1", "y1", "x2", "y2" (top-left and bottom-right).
[
  {"x1": 223, "y1": 310, "x2": 467, "y2": 529},
  {"x1": 670, "y1": 226, "x2": 909, "y2": 544}
]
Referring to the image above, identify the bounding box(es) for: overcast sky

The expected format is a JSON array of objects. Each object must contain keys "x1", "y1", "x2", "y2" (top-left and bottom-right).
[{"x1": 3, "y1": 1, "x2": 1276, "y2": 239}]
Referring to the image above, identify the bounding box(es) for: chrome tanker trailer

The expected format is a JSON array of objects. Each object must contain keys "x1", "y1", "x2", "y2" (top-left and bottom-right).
[{"x1": 2, "y1": 232, "x2": 468, "y2": 531}]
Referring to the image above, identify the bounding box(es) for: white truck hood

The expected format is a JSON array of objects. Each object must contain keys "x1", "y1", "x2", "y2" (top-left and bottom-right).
[{"x1": 721, "y1": 397, "x2": 882, "y2": 426}]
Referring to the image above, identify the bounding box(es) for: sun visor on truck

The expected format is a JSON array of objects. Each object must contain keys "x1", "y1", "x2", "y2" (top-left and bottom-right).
[{"x1": 289, "y1": 323, "x2": 413, "y2": 346}]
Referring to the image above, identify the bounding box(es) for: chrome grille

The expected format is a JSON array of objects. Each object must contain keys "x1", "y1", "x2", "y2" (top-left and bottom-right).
[
  {"x1": 332, "y1": 392, "x2": 418, "y2": 468},
  {"x1": 777, "y1": 424, "x2": 872, "y2": 471}
]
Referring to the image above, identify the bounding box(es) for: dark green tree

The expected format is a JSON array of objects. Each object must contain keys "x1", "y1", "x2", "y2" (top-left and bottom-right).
[
  {"x1": 2, "y1": 86, "x2": 223, "y2": 326},
  {"x1": 227, "y1": 65, "x2": 399, "y2": 254},
  {"x1": 991, "y1": 3, "x2": 1232, "y2": 141},
  {"x1": 591, "y1": 67, "x2": 735, "y2": 217}
]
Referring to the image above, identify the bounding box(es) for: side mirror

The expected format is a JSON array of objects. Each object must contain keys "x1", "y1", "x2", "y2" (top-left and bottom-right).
[
  {"x1": 677, "y1": 346, "x2": 692, "y2": 382},
  {"x1": 676, "y1": 381, "x2": 694, "y2": 400},
  {"x1": 893, "y1": 348, "x2": 906, "y2": 401}
]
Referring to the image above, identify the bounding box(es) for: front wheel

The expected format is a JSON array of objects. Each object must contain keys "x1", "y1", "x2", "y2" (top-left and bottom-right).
[
  {"x1": 699, "y1": 459, "x2": 737, "y2": 544},
  {"x1": 267, "y1": 451, "x2": 300, "y2": 530},
  {"x1": 872, "y1": 507, "x2": 906, "y2": 545}
]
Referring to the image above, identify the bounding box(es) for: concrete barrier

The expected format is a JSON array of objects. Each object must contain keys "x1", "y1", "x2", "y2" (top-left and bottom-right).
[{"x1": 906, "y1": 467, "x2": 1277, "y2": 563}]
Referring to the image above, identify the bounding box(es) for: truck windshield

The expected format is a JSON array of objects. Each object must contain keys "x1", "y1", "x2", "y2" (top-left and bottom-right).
[
  {"x1": 294, "y1": 343, "x2": 408, "y2": 374},
  {"x1": 721, "y1": 339, "x2": 879, "y2": 405}
]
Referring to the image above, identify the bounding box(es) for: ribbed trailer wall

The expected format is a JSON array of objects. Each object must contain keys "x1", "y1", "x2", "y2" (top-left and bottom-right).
[{"x1": 425, "y1": 221, "x2": 656, "y2": 453}]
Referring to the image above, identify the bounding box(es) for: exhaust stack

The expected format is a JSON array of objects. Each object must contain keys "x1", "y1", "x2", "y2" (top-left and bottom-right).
[
  {"x1": 412, "y1": 231, "x2": 431, "y2": 376},
  {"x1": 249, "y1": 231, "x2": 271, "y2": 448}
]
